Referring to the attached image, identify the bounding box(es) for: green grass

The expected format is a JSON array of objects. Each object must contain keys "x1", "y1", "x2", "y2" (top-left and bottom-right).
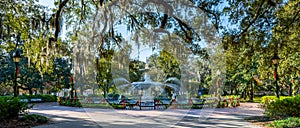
[
  {"x1": 196, "y1": 94, "x2": 263, "y2": 103},
  {"x1": 82, "y1": 103, "x2": 111, "y2": 108},
  {"x1": 240, "y1": 96, "x2": 263, "y2": 103}
]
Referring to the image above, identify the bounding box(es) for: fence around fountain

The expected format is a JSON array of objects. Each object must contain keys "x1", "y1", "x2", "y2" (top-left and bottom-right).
[{"x1": 120, "y1": 97, "x2": 214, "y2": 110}]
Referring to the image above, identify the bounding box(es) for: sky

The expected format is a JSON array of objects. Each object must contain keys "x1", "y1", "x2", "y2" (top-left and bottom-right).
[{"x1": 38, "y1": 0, "x2": 55, "y2": 8}]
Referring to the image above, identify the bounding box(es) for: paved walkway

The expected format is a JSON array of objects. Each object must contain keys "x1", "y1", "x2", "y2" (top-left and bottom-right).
[{"x1": 30, "y1": 102, "x2": 264, "y2": 128}]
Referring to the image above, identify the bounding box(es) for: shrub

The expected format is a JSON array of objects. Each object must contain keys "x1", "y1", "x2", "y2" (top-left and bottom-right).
[
  {"x1": 111, "y1": 104, "x2": 125, "y2": 109},
  {"x1": 19, "y1": 94, "x2": 57, "y2": 102},
  {"x1": 88, "y1": 94, "x2": 102, "y2": 97},
  {"x1": 264, "y1": 95, "x2": 300, "y2": 118},
  {"x1": 268, "y1": 117, "x2": 300, "y2": 128},
  {"x1": 40, "y1": 94, "x2": 56, "y2": 102},
  {"x1": 58, "y1": 97, "x2": 82, "y2": 107},
  {"x1": 217, "y1": 101, "x2": 224, "y2": 108},
  {"x1": 216, "y1": 96, "x2": 240, "y2": 108},
  {"x1": 0, "y1": 97, "x2": 32, "y2": 121},
  {"x1": 19, "y1": 114, "x2": 48, "y2": 124},
  {"x1": 260, "y1": 96, "x2": 292, "y2": 108}
]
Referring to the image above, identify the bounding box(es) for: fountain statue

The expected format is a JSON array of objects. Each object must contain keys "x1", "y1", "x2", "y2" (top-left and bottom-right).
[{"x1": 113, "y1": 63, "x2": 181, "y2": 107}]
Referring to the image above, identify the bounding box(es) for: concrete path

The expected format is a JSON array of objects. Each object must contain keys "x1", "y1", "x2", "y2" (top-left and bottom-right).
[{"x1": 30, "y1": 102, "x2": 264, "y2": 128}]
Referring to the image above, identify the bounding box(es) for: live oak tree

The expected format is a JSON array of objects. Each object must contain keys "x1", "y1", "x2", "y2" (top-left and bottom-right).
[{"x1": 1, "y1": 0, "x2": 300, "y2": 98}]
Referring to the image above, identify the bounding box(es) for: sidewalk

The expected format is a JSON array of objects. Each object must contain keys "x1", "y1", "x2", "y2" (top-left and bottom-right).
[{"x1": 31, "y1": 102, "x2": 264, "y2": 128}]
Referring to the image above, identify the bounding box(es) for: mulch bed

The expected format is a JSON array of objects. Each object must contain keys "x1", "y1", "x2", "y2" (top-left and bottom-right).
[{"x1": 0, "y1": 119, "x2": 50, "y2": 128}]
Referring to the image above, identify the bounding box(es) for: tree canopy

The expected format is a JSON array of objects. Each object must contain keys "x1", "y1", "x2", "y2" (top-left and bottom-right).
[{"x1": 0, "y1": 0, "x2": 299, "y2": 98}]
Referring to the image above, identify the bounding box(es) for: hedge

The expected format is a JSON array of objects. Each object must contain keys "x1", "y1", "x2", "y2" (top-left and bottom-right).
[
  {"x1": 264, "y1": 95, "x2": 300, "y2": 118},
  {"x1": 58, "y1": 97, "x2": 82, "y2": 107},
  {"x1": 216, "y1": 95, "x2": 240, "y2": 108},
  {"x1": 260, "y1": 96, "x2": 292, "y2": 109},
  {"x1": 268, "y1": 117, "x2": 300, "y2": 128},
  {"x1": 0, "y1": 97, "x2": 32, "y2": 121},
  {"x1": 19, "y1": 94, "x2": 57, "y2": 102}
]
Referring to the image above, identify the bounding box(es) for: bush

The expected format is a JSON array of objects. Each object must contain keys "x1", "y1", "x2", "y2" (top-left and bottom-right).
[
  {"x1": 88, "y1": 94, "x2": 102, "y2": 97},
  {"x1": 0, "y1": 97, "x2": 32, "y2": 121},
  {"x1": 216, "y1": 96, "x2": 240, "y2": 108},
  {"x1": 40, "y1": 94, "x2": 56, "y2": 102},
  {"x1": 19, "y1": 114, "x2": 48, "y2": 124},
  {"x1": 260, "y1": 96, "x2": 292, "y2": 108},
  {"x1": 264, "y1": 95, "x2": 300, "y2": 118},
  {"x1": 19, "y1": 94, "x2": 57, "y2": 102},
  {"x1": 268, "y1": 117, "x2": 300, "y2": 128},
  {"x1": 58, "y1": 97, "x2": 82, "y2": 107},
  {"x1": 111, "y1": 104, "x2": 125, "y2": 109}
]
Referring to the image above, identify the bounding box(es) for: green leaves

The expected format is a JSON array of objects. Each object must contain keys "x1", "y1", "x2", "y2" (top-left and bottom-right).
[
  {"x1": 53, "y1": 58, "x2": 71, "y2": 89},
  {"x1": 156, "y1": 50, "x2": 181, "y2": 80},
  {"x1": 129, "y1": 60, "x2": 145, "y2": 82}
]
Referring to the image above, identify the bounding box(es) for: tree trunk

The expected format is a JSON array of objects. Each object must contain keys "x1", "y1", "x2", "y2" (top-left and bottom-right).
[
  {"x1": 244, "y1": 87, "x2": 248, "y2": 100},
  {"x1": 230, "y1": 83, "x2": 233, "y2": 95},
  {"x1": 39, "y1": 88, "x2": 43, "y2": 94},
  {"x1": 241, "y1": 91, "x2": 246, "y2": 99},
  {"x1": 250, "y1": 81, "x2": 254, "y2": 101},
  {"x1": 289, "y1": 83, "x2": 292, "y2": 96},
  {"x1": 104, "y1": 84, "x2": 108, "y2": 99},
  {"x1": 29, "y1": 89, "x2": 33, "y2": 95},
  {"x1": 70, "y1": 85, "x2": 74, "y2": 99},
  {"x1": 234, "y1": 86, "x2": 238, "y2": 95}
]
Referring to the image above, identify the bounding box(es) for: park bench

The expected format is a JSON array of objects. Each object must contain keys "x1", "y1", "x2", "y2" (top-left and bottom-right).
[
  {"x1": 30, "y1": 98, "x2": 43, "y2": 102},
  {"x1": 191, "y1": 98, "x2": 206, "y2": 107},
  {"x1": 92, "y1": 98, "x2": 102, "y2": 103},
  {"x1": 154, "y1": 100, "x2": 170, "y2": 110},
  {"x1": 121, "y1": 100, "x2": 170, "y2": 110},
  {"x1": 139, "y1": 101, "x2": 155, "y2": 110},
  {"x1": 19, "y1": 99, "x2": 29, "y2": 102},
  {"x1": 19, "y1": 98, "x2": 44, "y2": 103}
]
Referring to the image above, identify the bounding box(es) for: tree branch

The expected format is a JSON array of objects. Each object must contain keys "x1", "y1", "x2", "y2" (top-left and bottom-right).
[
  {"x1": 160, "y1": 14, "x2": 168, "y2": 29},
  {"x1": 188, "y1": 0, "x2": 220, "y2": 29},
  {"x1": 54, "y1": 0, "x2": 69, "y2": 41},
  {"x1": 278, "y1": 9, "x2": 300, "y2": 33},
  {"x1": 173, "y1": 17, "x2": 193, "y2": 41},
  {"x1": 239, "y1": 0, "x2": 266, "y2": 37}
]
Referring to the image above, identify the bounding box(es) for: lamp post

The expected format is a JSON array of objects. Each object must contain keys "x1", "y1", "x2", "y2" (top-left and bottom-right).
[
  {"x1": 271, "y1": 53, "x2": 280, "y2": 99},
  {"x1": 69, "y1": 60, "x2": 74, "y2": 99},
  {"x1": 216, "y1": 70, "x2": 221, "y2": 101},
  {"x1": 13, "y1": 49, "x2": 21, "y2": 97},
  {"x1": 69, "y1": 59, "x2": 77, "y2": 102}
]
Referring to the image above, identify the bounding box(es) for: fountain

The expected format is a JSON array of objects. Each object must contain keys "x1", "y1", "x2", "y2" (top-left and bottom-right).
[{"x1": 114, "y1": 64, "x2": 181, "y2": 109}]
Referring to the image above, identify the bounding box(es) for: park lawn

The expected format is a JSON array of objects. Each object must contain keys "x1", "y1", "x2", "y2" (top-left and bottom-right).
[
  {"x1": 239, "y1": 96, "x2": 263, "y2": 103},
  {"x1": 199, "y1": 94, "x2": 263, "y2": 103}
]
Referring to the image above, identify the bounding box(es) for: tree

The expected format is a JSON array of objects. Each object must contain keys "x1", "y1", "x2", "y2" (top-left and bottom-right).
[
  {"x1": 96, "y1": 57, "x2": 113, "y2": 98},
  {"x1": 129, "y1": 60, "x2": 145, "y2": 82},
  {"x1": 18, "y1": 59, "x2": 42, "y2": 95},
  {"x1": 0, "y1": 55, "x2": 15, "y2": 95},
  {"x1": 1, "y1": 0, "x2": 299, "y2": 99},
  {"x1": 53, "y1": 58, "x2": 71, "y2": 89}
]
